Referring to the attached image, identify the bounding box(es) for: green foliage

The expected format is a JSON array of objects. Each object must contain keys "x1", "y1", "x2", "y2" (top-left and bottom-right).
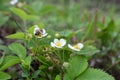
[
  {"x1": 0, "y1": 45, "x2": 11, "y2": 54},
  {"x1": 28, "y1": 26, "x2": 35, "y2": 34},
  {"x1": 32, "y1": 70, "x2": 41, "y2": 78},
  {"x1": 0, "y1": 0, "x2": 118, "y2": 79},
  {"x1": 39, "y1": 4, "x2": 57, "y2": 15},
  {"x1": 76, "y1": 68, "x2": 115, "y2": 80},
  {"x1": 11, "y1": 8, "x2": 26, "y2": 20},
  {"x1": 64, "y1": 55, "x2": 88, "y2": 80},
  {"x1": 77, "y1": 46, "x2": 99, "y2": 57},
  {"x1": 0, "y1": 56, "x2": 20, "y2": 71},
  {"x1": 0, "y1": 54, "x2": 4, "y2": 65},
  {"x1": 8, "y1": 43, "x2": 26, "y2": 59},
  {"x1": 6, "y1": 32, "x2": 25, "y2": 39},
  {"x1": 21, "y1": 55, "x2": 32, "y2": 68},
  {"x1": 84, "y1": 18, "x2": 95, "y2": 40},
  {"x1": 11, "y1": 8, "x2": 39, "y2": 21},
  {"x1": 98, "y1": 20, "x2": 118, "y2": 48},
  {"x1": 59, "y1": 30, "x2": 75, "y2": 38},
  {"x1": 0, "y1": 71, "x2": 11, "y2": 80},
  {"x1": 55, "y1": 75, "x2": 61, "y2": 80},
  {"x1": 0, "y1": 12, "x2": 9, "y2": 27},
  {"x1": 64, "y1": 55, "x2": 115, "y2": 80}
]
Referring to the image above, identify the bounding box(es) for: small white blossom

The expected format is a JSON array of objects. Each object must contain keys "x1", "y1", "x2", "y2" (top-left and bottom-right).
[
  {"x1": 10, "y1": 0, "x2": 18, "y2": 5},
  {"x1": 34, "y1": 25, "x2": 48, "y2": 38},
  {"x1": 68, "y1": 43, "x2": 84, "y2": 51},
  {"x1": 51, "y1": 38, "x2": 66, "y2": 48}
]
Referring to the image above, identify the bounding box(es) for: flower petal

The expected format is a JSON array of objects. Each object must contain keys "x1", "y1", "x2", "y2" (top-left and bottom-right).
[
  {"x1": 60, "y1": 39, "x2": 66, "y2": 46},
  {"x1": 73, "y1": 48, "x2": 80, "y2": 51},
  {"x1": 55, "y1": 45, "x2": 63, "y2": 48},
  {"x1": 78, "y1": 43, "x2": 84, "y2": 49},
  {"x1": 68, "y1": 44, "x2": 80, "y2": 51},
  {"x1": 54, "y1": 39, "x2": 59, "y2": 43},
  {"x1": 51, "y1": 42, "x2": 55, "y2": 47},
  {"x1": 10, "y1": 0, "x2": 18, "y2": 5},
  {"x1": 42, "y1": 33, "x2": 48, "y2": 37},
  {"x1": 34, "y1": 27, "x2": 40, "y2": 35},
  {"x1": 42, "y1": 29, "x2": 46, "y2": 34},
  {"x1": 68, "y1": 44, "x2": 74, "y2": 49}
]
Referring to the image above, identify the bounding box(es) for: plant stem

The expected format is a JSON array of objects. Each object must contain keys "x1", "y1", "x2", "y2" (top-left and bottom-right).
[{"x1": 62, "y1": 50, "x2": 65, "y2": 62}]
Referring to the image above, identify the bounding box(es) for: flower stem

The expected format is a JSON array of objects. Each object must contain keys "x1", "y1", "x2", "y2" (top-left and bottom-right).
[{"x1": 62, "y1": 50, "x2": 65, "y2": 62}]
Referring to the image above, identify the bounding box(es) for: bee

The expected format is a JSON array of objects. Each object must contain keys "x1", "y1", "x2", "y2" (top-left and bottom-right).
[
  {"x1": 34, "y1": 29, "x2": 43, "y2": 37},
  {"x1": 34, "y1": 26, "x2": 47, "y2": 38}
]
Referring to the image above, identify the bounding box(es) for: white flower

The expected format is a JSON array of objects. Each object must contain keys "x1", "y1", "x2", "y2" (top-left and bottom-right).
[
  {"x1": 10, "y1": 0, "x2": 18, "y2": 5},
  {"x1": 68, "y1": 43, "x2": 84, "y2": 51},
  {"x1": 51, "y1": 38, "x2": 66, "y2": 48},
  {"x1": 34, "y1": 25, "x2": 48, "y2": 38}
]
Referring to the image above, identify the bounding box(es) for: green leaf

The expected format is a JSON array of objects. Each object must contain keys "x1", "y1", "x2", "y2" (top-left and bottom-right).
[
  {"x1": 0, "y1": 71, "x2": 11, "y2": 79},
  {"x1": 59, "y1": 30, "x2": 75, "y2": 37},
  {"x1": 22, "y1": 55, "x2": 32, "y2": 68},
  {"x1": 76, "y1": 46, "x2": 99, "y2": 56},
  {"x1": 37, "y1": 56, "x2": 50, "y2": 66},
  {"x1": 64, "y1": 74, "x2": 71, "y2": 80},
  {"x1": 64, "y1": 55, "x2": 88, "y2": 80},
  {"x1": 76, "y1": 68, "x2": 115, "y2": 80},
  {"x1": 39, "y1": 5, "x2": 57, "y2": 15},
  {"x1": 28, "y1": 26, "x2": 35, "y2": 34},
  {"x1": 37, "y1": 22, "x2": 45, "y2": 28},
  {"x1": 25, "y1": 55, "x2": 32, "y2": 66},
  {"x1": 8, "y1": 43, "x2": 26, "y2": 59},
  {"x1": 55, "y1": 75, "x2": 61, "y2": 80},
  {"x1": 0, "y1": 56, "x2": 20, "y2": 71},
  {"x1": 32, "y1": 70, "x2": 41, "y2": 78},
  {"x1": 83, "y1": 17, "x2": 96, "y2": 40},
  {"x1": 0, "y1": 45, "x2": 11, "y2": 54},
  {"x1": 11, "y1": 8, "x2": 27, "y2": 20},
  {"x1": 6, "y1": 32, "x2": 25, "y2": 39},
  {"x1": 98, "y1": 20, "x2": 118, "y2": 47},
  {"x1": 0, "y1": 13, "x2": 9, "y2": 27},
  {"x1": 26, "y1": 15, "x2": 39, "y2": 21},
  {"x1": 0, "y1": 54, "x2": 4, "y2": 65},
  {"x1": 21, "y1": 67, "x2": 29, "y2": 78},
  {"x1": 11, "y1": 8, "x2": 39, "y2": 21},
  {"x1": 84, "y1": 20, "x2": 94, "y2": 39}
]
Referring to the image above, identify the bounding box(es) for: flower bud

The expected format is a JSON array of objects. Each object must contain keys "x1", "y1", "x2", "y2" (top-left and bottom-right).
[
  {"x1": 63, "y1": 62, "x2": 69, "y2": 69},
  {"x1": 46, "y1": 56, "x2": 51, "y2": 61},
  {"x1": 55, "y1": 33, "x2": 60, "y2": 38},
  {"x1": 47, "y1": 35, "x2": 51, "y2": 39},
  {"x1": 25, "y1": 33, "x2": 32, "y2": 40},
  {"x1": 43, "y1": 47, "x2": 48, "y2": 52},
  {"x1": 48, "y1": 66, "x2": 53, "y2": 72},
  {"x1": 29, "y1": 47, "x2": 33, "y2": 50}
]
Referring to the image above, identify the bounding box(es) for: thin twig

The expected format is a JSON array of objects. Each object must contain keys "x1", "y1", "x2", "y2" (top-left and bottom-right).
[
  {"x1": 14, "y1": 20, "x2": 25, "y2": 32},
  {"x1": 106, "y1": 60, "x2": 120, "y2": 71}
]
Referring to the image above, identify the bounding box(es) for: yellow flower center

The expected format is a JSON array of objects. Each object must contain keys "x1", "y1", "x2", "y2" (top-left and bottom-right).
[
  {"x1": 38, "y1": 33, "x2": 42, "y2": 37},
  {"x1": 56, "y1": 41, "x2": 62, "y2": 46},
  {"x1": 73, "y1": 45, "x2": 79, "y2": 49}
]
